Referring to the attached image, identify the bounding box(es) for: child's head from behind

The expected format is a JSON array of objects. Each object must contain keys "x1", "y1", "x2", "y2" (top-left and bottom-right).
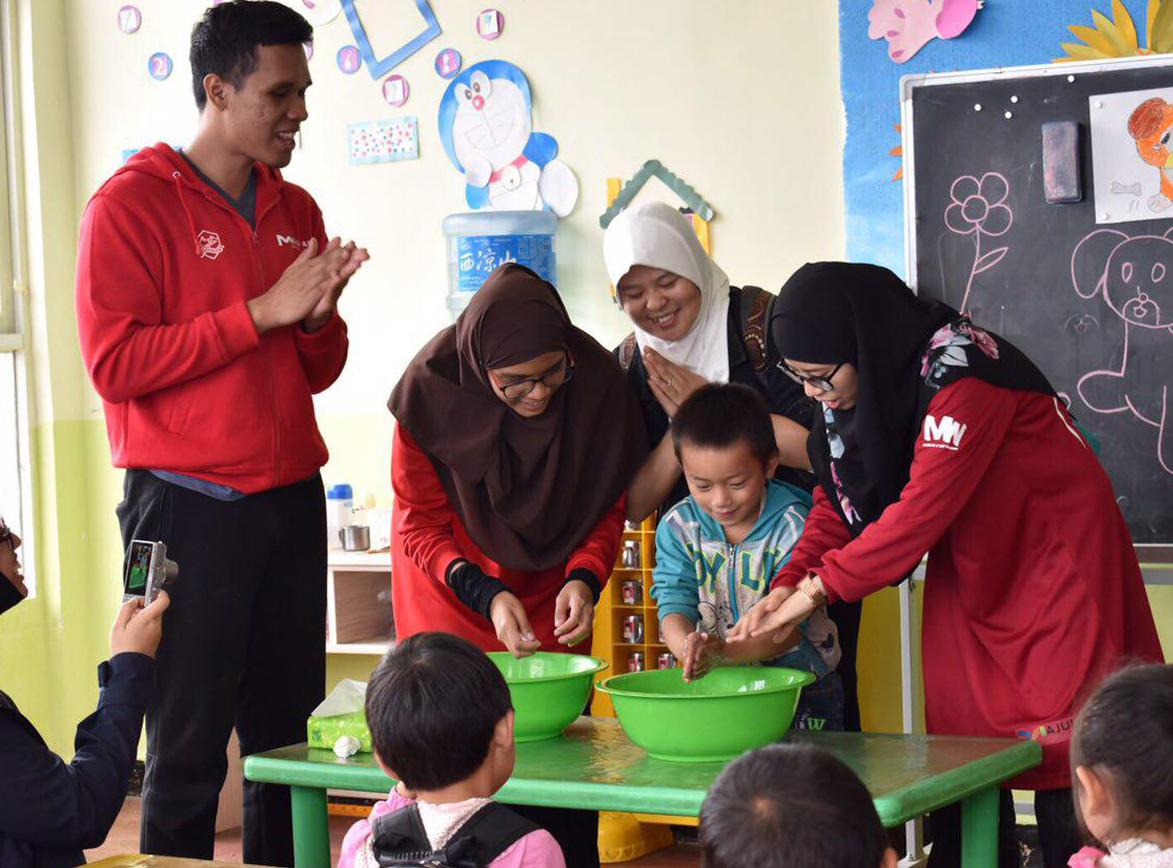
[
  {"x1": 672, "y1": 384, "x2": 779, "y2": 532},
  {"x1": 365, "y1": 632, "x2": 515, "y2": 795},
  {"x1": 1071, "y1": 663, "x2": 1173, "y2": 846},
  {"x1": 700, "y1": 744, "x2": 896, "y2": 868}
]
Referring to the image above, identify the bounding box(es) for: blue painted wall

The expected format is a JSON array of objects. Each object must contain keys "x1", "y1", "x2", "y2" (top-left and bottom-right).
[{"x1": 839, "y1": 0, "x2": 1155, "y2": 276}]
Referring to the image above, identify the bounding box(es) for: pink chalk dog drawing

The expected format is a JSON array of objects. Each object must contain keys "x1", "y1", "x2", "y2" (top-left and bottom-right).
[
  {"x1": 944, "y1": 172, "x2": 1013, "y2": 314},
  {"x1": 1071, "y1": 228, "x2": 1173, "y2": 474},
  {"x1": 868, "y1": 0, "x2": 982, "y2": 63}
]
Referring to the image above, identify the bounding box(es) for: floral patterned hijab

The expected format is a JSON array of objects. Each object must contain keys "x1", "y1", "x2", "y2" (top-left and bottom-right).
[{"x1": 770, "y1": 262, "x2": 1053, "y2": 535}]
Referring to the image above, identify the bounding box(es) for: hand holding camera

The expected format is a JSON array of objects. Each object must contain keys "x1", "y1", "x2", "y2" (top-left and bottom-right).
[
  {"x1": 115, "y1": 539, "x2": 178, "y2": 659},
  {"x1": 110, "y1": 592, "x2": 170, "y2": 659}
]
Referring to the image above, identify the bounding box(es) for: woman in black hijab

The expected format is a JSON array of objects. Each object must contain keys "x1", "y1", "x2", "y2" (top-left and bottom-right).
[{"x1": 731, "y1": 263, "x2": 1162, "y2": 868}]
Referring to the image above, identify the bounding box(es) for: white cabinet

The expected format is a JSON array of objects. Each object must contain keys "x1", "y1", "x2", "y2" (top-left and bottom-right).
[{"x1": 326, "y1": 551, "x2": 394, "y2": 655}]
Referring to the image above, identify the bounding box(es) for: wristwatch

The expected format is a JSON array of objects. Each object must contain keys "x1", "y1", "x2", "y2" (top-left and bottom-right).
[{"x1": 797, "y1": 574, "x2": 828, "y2": 608}]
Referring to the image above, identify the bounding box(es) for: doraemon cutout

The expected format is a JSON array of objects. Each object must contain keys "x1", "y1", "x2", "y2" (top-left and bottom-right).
[{"x1": 438, "y1": 60, "x2": 578, "y2": 216}]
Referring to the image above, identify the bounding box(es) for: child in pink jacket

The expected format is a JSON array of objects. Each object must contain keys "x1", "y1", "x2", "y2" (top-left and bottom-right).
[{"x1": 338, "y1": 633, "x2": 564, "y2": 868}]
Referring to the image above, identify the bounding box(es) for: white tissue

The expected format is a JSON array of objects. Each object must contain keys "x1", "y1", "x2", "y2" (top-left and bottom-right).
[
  {"x1": 311, "y1": 679, "x2": 367, "y2": 717},
  {"x1": 333, "y1": 735, "x2": 361, "y2": 759}
]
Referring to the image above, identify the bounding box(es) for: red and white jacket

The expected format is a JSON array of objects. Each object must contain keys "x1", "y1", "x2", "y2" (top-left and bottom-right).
[
  {"x1": 391, "y1": 424, "x2": 625, "y2": 652},
  {"x1": 75, "y1": 144, "x2": 347, "y2": 494},
  {"x1": 774, "y1": 378, "x2": 1164, "y2": 789}
]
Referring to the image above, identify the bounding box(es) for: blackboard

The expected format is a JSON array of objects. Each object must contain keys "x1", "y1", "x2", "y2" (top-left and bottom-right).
[{"x1": 904, "y1": 57, "x2": 1173, "y2": 546}]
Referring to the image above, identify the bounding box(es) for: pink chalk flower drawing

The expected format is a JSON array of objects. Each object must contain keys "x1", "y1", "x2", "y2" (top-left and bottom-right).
[
  {"x1": 945, "y1": 172, "x2": 1013, "y2": 314},
  {"x1": 868, "y1": 0, "x2": 983, "y2": 63}
]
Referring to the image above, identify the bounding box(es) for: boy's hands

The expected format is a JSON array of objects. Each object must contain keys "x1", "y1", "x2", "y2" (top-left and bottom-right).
[
  {"x1": 682, "y1": 630, "x2": 724, "y2": 683},
  {"x1": 489, "y1": 592, "x2": 542, "y2": 658},
  {"x1": 110, "y1": 591, "x2": 170, "y2": 659}
]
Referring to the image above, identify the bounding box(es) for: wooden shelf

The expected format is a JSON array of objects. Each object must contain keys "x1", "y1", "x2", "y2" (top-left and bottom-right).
[{"x1": 327, "y1": 556, "x2": 393, "y2": 655}]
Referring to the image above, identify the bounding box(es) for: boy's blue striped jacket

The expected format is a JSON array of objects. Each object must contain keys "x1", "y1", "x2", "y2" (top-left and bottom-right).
[{"x1": 652, "y1": 479, "x2": 841, "y2": 678}]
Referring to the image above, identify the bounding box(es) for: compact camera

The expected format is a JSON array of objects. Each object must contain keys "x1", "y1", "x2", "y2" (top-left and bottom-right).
[{"x1": 122, "y1": 539, "x2": 178, "y2": 605}]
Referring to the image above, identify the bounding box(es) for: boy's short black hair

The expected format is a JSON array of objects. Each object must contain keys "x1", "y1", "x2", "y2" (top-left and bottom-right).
[
  {"x1": 700, "y1": 744, "x2": 888, "y2": 868},
  {"x1": 190, "y1": 1, "x2": 312, "y2": 110},
  {"x1": 672, "y1": 383, "x2": 778, "y2": 467},
  {"x1": 365, "y1": 632, "x2": 513, "y2": 792}
]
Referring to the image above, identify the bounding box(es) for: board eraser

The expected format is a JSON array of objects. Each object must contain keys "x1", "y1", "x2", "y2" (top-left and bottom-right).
[{"x1": 1042, "y1": 121, "x2": 1082, "y2": 204}]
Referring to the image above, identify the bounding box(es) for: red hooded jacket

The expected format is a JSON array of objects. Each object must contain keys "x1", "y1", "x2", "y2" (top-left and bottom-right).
[{"x1": 75, "y1": 144, "x2": 347, "y2": 494}]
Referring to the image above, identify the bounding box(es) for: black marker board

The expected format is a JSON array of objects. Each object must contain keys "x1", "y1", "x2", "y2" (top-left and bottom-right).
[{"x1": 903, "y1": 57, "x2": 1173, "y2": 545}]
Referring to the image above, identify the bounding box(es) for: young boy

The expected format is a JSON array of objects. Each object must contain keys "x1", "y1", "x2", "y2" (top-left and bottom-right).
[
  {"x1": 653, "y1": 384, "x2": 843, "y2": 730},
  {"x1": 699, "y1": 743, "x2": 898, "y2": 868},
  {"x1": 339, "y1": 632, "x2": 565, "y2": 868}
]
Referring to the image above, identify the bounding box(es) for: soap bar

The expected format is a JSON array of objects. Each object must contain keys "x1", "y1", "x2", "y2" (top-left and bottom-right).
[{"x1": 1042, "y1": 122, "x2": 1082, "y2": 204}]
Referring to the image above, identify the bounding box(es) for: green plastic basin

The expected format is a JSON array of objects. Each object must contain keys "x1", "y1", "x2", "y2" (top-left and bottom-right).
[
  {"x1": 596, "y1": 667, "x2": 815, "y2": 762},
  {"x1": 489, "y1": 652, "x2": 609, "y2": 742}
]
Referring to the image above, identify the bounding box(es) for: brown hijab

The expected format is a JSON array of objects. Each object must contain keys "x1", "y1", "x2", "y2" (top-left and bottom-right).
[{"x1": 388, "y1": 264, "x2": 648, "y2": 571}]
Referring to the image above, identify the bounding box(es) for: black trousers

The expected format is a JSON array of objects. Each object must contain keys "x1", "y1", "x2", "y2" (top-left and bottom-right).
[
  {"x1": 827, "y1": 599, "x2": 863, "y2": 732},
  {"x1": 118, "y1": 470, "x2": 326, "y2": 867},
  {"x1": 927, "y1": 788, "x2": 1082, "y2": 868}
]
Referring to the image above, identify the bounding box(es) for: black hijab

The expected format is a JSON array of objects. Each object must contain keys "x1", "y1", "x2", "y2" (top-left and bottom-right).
[
  {"x1": 770, "y1": 262, "x2": 1053, "y2": 535},
  {"x1": 388, "y1": 264, "x2": 648, "y2": 571}
]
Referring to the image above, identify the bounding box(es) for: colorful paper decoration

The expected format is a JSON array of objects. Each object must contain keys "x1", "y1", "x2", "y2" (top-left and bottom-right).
[
  {"x1": 118, "y1": 5, "x2": 142, "y2": 34},
  {"x1": 148, "y1": 52, "x2": 173, "y2": 81},
  {"x1": 435, "y1": 48, "x2": 462, "y2": 79},
  {"x1": 437, "y1": 60, "x2": 579, "y2": 216},
  {"x1": 337, "y1": 45, "x2": 362, "y2": 74},
  {"x1": 867, "y1": 0, "x2": 981, "y2": 64},
  {"x1": 340, "y1": 0, "x2": 442, "y2": 80},
  {"x1": 281, "y1": 0, "x2": 342, "y2": 26},
  {"x1": 348, "y1": 117, "x2": 419, "y2": 165},
  {"x1": 598, "y1": 160, "x2": 715, "y2": 229},
  {"x1": 1057, "y1": 0, "x2": 1173, "y2": 62},
  {"x1": 382, "y1": 74, "x2": 410, "y2": 107},
  {"x1": 477, "y1": 9, "x2": 504, "y2": 40}
]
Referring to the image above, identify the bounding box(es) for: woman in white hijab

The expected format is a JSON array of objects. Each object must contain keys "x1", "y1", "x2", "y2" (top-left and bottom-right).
[
  {"x1": 604, "y1": 201, "x2": 814, "y2": 521},
  {"x1": 604, "y1": 202, "x2": 868, "y2": 734}
]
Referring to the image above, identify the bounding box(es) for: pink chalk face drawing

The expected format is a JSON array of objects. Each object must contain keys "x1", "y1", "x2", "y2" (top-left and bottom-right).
[
  {"x1": 944, "y1": 172, "x2": 1012, "y2": 315},
  {"x1": 1071, "y1": 227, "x2": 1173, "y2": 474},
  {"x1": 868, "y1": 0, "x2": 982, "y2": 63}
]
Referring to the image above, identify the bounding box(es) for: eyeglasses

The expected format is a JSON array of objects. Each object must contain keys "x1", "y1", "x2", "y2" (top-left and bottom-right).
[
  {"x1": 495, "y1": 359, "x2": 575, "y2": 399},
  {"x1": 0, "y1": 519, "x2": 12, "y2": 549},
  {"x1": 778, "y1": 361, "x2": 844, "y2": 393}
]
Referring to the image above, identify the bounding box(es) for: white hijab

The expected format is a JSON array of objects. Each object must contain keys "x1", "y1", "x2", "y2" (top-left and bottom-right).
[{"x1": 603, "y1": 201, "x2": 732, "y2": 384}]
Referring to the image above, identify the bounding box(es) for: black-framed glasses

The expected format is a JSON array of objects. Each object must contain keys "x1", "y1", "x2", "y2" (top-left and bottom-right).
[
  {"x1": 496, "y1": 359, "x2": 575, "y2": 400},
  {"x1": 778, "y1": 360, "x2": 845, "y2": 393}
]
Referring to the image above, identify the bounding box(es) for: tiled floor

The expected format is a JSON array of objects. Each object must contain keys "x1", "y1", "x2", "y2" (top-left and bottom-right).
[{"x1": 87, "y1": 798, "x2": 702, "y2": 867}]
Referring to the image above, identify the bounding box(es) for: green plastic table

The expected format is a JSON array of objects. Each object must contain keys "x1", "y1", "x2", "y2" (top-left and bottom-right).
[{"x1": 245, "y1": 717, "x2": 1040, "y2": 868}]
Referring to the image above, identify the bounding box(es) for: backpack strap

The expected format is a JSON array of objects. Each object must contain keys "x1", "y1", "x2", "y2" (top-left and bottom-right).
[
  {"x1": 738, "y1": 285, "x2": 774, "y2": 375},
  {"x1": 617, "y1": 332, "x2": 638, "y2": 371},
  {"x1": 371, "y1": 802, "x2": 541, "y2": 868},
  {"x1": 448, "y1": 802, "x2": 542, "y2": 865}
]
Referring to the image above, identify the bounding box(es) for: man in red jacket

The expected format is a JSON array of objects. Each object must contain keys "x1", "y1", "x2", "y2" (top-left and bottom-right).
[{"x1": 75, "y1": 3, "x2": 368, "y2": 863}]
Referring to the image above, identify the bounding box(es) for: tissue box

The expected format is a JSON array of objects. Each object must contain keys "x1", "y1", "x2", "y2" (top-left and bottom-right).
[{"x1": 307, "y1": 710, "x2": 373, "y2": 753}]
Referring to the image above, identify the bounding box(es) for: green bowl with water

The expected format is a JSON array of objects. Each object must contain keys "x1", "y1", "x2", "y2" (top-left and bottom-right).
[
  {"x1": 596, "y1": 667, "x2": 814, "y2": 762},
  {"x1": 489, "y1": 652, "x2": 609, "y2": 742}
]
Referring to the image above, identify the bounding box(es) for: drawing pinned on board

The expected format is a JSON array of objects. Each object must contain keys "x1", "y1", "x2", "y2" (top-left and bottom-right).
[
  {"x1": 118, "y1": 5, "x2": 142, "y2": 34},
  {"x1": 944, "y1": 172, "x2": 1013, "y2": 314},
  {"x1": 347, "y1": 116, "x2": 419, "y2": 165},
  {"x1": 867, "y1": 0, "x2": 982, "y2": 64},
  {"x1": 337, "y1": 45, "x2": 362, "y2": 74},
  {"x1": 341, "y1": 0, "x2": 442, "y2": 80},
  {"x1": 1090, "y1": 86, "x2": 1173, "y2": 224},
  {"x1": 148, "y1": 52, "x2": 173, "y2": 81},
  {"x1": 382, "y1": 74, "x2": 410, "y2": 107},
  {"x1": 1071, "y1": 227, "x2": 1173, "y2": 474},
  {"x1": 435, "y1": 48, "x2": 462, "y2": 79},
  {"x1": 477, "y1": 9, "x2": 504, "y2": 40},
  {"x1": 438, "y1": 60, "x2": 579, "y2": 216}
]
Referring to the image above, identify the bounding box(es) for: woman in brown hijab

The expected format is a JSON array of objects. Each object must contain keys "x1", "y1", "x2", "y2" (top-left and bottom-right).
[{"x1": 388, "y1": 264, "x2": 647, "y2": 659}]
